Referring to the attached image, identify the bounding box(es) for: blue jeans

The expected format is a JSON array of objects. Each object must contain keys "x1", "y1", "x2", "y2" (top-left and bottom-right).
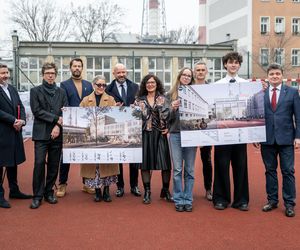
[{"x1": 169, "y1": 133, "x2": 197, "y2": 206}]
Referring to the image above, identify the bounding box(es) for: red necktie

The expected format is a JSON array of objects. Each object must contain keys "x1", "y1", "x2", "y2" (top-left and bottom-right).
[{"x1": 271, "y1": 87, "x2": 277, "y2": 111}]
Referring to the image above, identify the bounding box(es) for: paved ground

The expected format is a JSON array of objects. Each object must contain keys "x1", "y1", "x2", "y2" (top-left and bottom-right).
[{"x1": 1, "y1": 140, "x2": 300, "y2": 249}]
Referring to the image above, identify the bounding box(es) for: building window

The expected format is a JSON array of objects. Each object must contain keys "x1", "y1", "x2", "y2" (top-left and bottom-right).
[
  {"x1": 274, "y1": 48, "x2": 284, "y2": 65},
  {"x1": 260, "y1": 48, "x2": 269, "y2": 66},
  {"x1": 19, "y1": 56, "x2": 45, "y2": 91},
  {"x1": 275, "y1": 17, "x2": 285, "y2": 33},
  {"x1": 86, "y1": 56, "x2": 111, "y2": 83},
  {"x1": 291, "y1": 49, "x2": 300, "y2": 66},
  {"x1": 148, "y1": 57, "x2": 172, "y2": 90},
  {"x1": 117, "y1": 57, "x2": 142, "y2": 83},
  {"x1": 260, "y1": 17, "x2": 270, "y2": 34},
  {"x1": 54, "y1": 56, "x2": 72, "y2": 83},
  {"x1": 292, "y1": 18, "x2": 300, "y2": 34}
]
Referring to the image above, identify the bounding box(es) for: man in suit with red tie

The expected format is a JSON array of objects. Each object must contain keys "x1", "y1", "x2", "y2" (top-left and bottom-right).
[
  {"x1": 0, "y1": 63, "x2": 31, "y2": 208},
  {"x1": 105, "y1": 63, "x2": 141, "y2": 197},
  {"x1": 254, "y1": 63, "x2": 300, "y2": 217}
]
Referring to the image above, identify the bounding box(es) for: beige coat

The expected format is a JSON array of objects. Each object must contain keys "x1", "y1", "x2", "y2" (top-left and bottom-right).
[{"x1": 79, "y1": 92, "x2": 119, "y2": 178}]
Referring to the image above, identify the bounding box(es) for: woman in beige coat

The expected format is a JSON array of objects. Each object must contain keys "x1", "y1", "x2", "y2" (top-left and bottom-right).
[{"x1": 80, "y1": 75, "x2": 119, "y2": 202}]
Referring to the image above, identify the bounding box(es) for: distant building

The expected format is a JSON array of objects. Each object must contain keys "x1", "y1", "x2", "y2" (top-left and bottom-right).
[
  {"x1": 15, "y1": 38, "x2": 234, "y2": 91},
  {"x1": 198, "y1": 0, "x2": 300, "y2": 79}
]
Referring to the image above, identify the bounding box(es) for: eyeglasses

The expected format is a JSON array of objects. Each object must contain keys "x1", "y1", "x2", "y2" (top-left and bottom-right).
[
  {"x1": 94, "y1": 83, "x2": 107, "y2": 88},
  {"x1": 44, "y1": 72, "x2": 56, "y2": 76},
  {"x1": 146, "y1": 81, "x2": 156, "y2": 85},
  {"x1": 181, "y1": 74, "x2": 192, "y2": 78}
]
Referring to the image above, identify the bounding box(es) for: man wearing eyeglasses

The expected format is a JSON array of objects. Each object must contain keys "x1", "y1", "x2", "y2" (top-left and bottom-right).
[
  {"x1": 193, "y1": 61, "x2": 213, "y2": 201},
  {"x1": 0, "y1": 63, "x2": 32, "y2": 209},
  {"x1": 29, "y1": 62, "x2": 68, "y2": 209},
  {"x1": 106, "y1": 63, "x2": 141, "y2": 197},
  {"x1": 56, "y1": 58, "x2": 93, "y2": 198}
]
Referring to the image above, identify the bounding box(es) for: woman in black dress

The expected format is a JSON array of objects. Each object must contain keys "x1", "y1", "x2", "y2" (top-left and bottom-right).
[{"x1": 135, "y1": 74, "x2": 172, "y2": 204}]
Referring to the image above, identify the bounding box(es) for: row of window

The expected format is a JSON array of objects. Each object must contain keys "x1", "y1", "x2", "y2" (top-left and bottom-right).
[
  {"x1": 260, "y1": 48, "x2": 300, "y2": 66},
  {"x1": 260, "y1": 17, "x2": 300, "y2": 34},
  {"x1": 19, "y1": 56, "x2": 227, "y2": 91}
]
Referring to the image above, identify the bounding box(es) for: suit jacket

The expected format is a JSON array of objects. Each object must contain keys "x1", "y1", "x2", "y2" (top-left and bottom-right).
[
  {"x1": 263, "y1": 84, "x2": 300, "y2": 145},
  {"x1": 60, "y1": 78, "x2": 93, "y2": 107},
  {"x1": 30, "y1": 82, "x2": 68, "y2": 141},
  {"x1": 105, "y1": 79, "x2": 139, "y2": 107},
  {"x1": 0, "y1": 84, "x2": 26, "y2": 167},
  {"x1": 79, "y1": 92, "x2": 119, "y2": 178}
]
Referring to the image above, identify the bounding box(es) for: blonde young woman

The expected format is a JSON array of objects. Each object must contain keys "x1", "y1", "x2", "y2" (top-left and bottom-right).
[
  {"x1": 80, "y1": 75, "x2": 119, "y2": 202},
  {"x1": 167, "y1": 67, "x2": 197, "y2": 212}
]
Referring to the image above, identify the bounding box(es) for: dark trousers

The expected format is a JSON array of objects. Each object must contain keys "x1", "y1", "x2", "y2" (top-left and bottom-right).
[
  {"x1": 200, "y1": 146, "x2": 212, "y2": 191},
  {"x1": 59, "y1": 158, "x2": 70, "y2": 185},
  {"x1": 0, "y1": 166, "x2": 19, "y2": 198},
  {"x1": 261, "y1": 144, "x2": 296, "y2": 208},
  {"x1": 213, "y1": 144, "x2": 249, "y2": 207},
  {"x1": 117, "y1": 163, "x2": 139, "y2": 189},
  {"x1": 59, "y1": 158, "x2": 85, "y2": 185},
  {"x1": 32, "y1": 140, "x2": 62, "y2": 200}
]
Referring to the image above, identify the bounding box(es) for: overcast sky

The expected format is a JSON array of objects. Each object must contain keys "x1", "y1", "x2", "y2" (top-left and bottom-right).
[{"x1": 0, "y1": 0, "x2": 199, "y2": 57}]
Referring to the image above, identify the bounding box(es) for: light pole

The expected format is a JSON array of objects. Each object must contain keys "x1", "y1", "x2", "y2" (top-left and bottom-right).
[{"x1": 12, "y1": 30, "x2": 19, "y2": 90}]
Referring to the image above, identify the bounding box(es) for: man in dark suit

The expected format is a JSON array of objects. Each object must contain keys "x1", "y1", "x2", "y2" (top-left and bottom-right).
[
  {"x1": 254, "y1": 63, "x2": 300, "y2": 217},
  {"x1": 106, "y1": 63, "x2": 141, "y2": 197},
  {"x1": 29, "y1": 62, "x2": 68, "y2": 209},
  {"x1": 56, "y1": 58, "x2": 93, "y2": 197},
  {"x1": 0, "y1": 63, "x2": 31, "y2": 208}
]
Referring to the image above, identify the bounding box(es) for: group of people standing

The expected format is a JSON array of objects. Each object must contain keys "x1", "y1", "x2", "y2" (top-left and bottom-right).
[{"x1": 0, "y1": 51, "x2": 299, "y2": 218}]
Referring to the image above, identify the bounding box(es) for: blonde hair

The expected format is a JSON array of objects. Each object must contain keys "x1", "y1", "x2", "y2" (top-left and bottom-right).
[{"x1": 169, "y1": 67, "x2": 194, "y2": 101}]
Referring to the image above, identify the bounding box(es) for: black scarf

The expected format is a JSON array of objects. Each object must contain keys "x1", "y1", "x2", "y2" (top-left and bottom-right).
[{"x1": 42, "y1": 80, "x2": 57, "y2": 97}]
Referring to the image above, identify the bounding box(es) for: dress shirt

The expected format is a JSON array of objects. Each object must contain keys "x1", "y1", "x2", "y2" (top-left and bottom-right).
[
  {"x1": 116, "y1": 80, "x2": 127, "y2": 97},
  {"x1": 0, "y1": 82, "x2": 11, "y2": 100},
  {"x1": 269, "y1": 83, "x2": 282, "y2": 104},
  {"x1": 215, "y1": 74, "x2": 248, "y2": 84}
]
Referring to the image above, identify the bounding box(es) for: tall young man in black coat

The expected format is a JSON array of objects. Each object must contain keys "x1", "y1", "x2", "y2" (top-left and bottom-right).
[{"x1": 0, "y1": 63, "x2": 31, "y2": 209}]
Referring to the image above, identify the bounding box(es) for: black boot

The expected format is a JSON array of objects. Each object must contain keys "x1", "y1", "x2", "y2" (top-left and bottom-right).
[
  {"x1": 94, "y1": 188, "x2": 102, "y2": 202},
  {"x1": 143, "y1": 183, "x2": 151, "y2": 204},
  {"x1": 160, "y1": 188, "x2": 174, "y2": 202},
  {"x1": 103, "y1": 186, "x2": 112, "y2": 202}
]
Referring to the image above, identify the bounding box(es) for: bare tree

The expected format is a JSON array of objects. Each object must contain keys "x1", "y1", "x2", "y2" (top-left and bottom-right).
[
  {"x1": 72, "y1": 1, "x2": 124, "y2": 42},
  {"x1": 251, "y1": 33, "x2": 294, "y2": 75},
  {"x1": 10, "y1": 0, "x2": 72, "y2": 41},
  {"x1": 167, "y1": 26, "x2": 197, "y2": 44}
]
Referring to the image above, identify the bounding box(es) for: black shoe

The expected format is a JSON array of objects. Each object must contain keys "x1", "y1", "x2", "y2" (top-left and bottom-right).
[
  {"x1": 115, "y1": 187, "x2": 124, "y2": 197},
  {"x1": 175, "y1": 204, "x2": 184, "y2": 212},
  {"x1": 238, "y1": 203, "x2": 249, "y2": 211},
  {"x1": 103, "y1": 186, "x2": 112, "y2": 202},
  {"x1": 9, "y1": 191, "x2": 32, "y2": 199},
  {"x1": 0, "y1": 198, "x2": 11, "y2": 208},
  {"x1": 184, "y1": 204, "x2": 193, "y2": 212},
  {"x1": 94, "y1": 188, "x2": 102, "y2": 202},
  {"x1": 143, "y1": 189, "x2": 151, "y2": 204},
  {"x1": 130, "y1": 186, "x2": 141, "y2": 197},
  {"x1": 262, "y1": 203, "x2": 278, "y2": 212},
  {"x1": 44, "y1": 195, "x2": 58, "y2": 204},
  {"x1": 30, "y1": 199, "x2": 41, "y2": 209},
  {"x1": 214, "y1": 203, "x2": 227, "y2": 210},
  {"x1": 285, "y1": 207, "x2": 295, "y2": 217},
  {"x1": 160, "y1": 188, "x2": 174, "y2": 202}
]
